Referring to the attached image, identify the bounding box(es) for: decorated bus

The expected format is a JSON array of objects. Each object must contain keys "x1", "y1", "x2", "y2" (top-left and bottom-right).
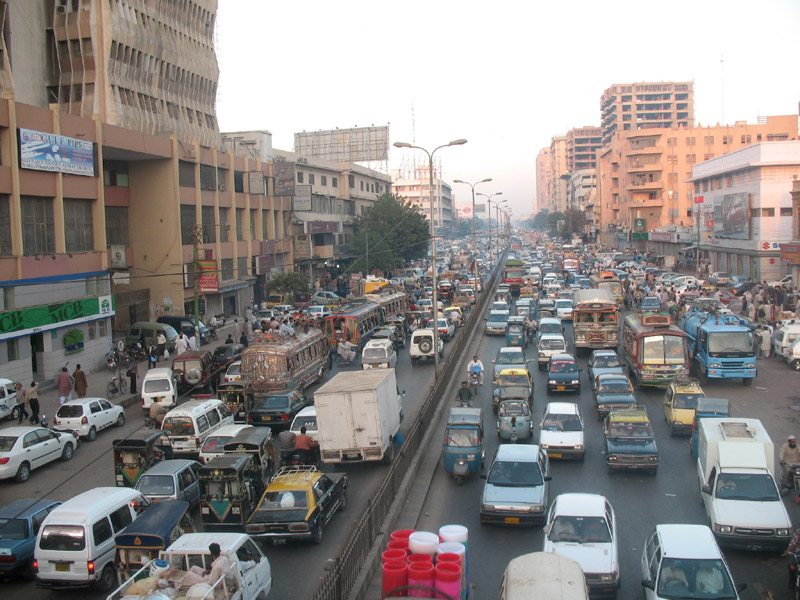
[
  {"x1": 239, "y1": 328, "x2": 329, "y2": 393},
  {"x1": 622, "y1": 313, "x2": 689, "y2": 388},
  {"x1": 321, "y1": 300, "x2": 383, "y2": 349},
  {"x1": 572, "y1": 288, "x2": 619, "y2": 351},
  {"x1": 589, "y1": 271, "x2": 623, "y2": 307}
]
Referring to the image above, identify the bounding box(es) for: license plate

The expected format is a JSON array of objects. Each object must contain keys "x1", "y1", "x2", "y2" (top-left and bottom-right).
[
  {"x1": 155, "y1": 397, "x2": 162, "y2": 402},
  {"x1": 55, "y1": 563, "x2": 70, "y2": 572},
  {"x1": 557, "y1": 386, "x2": 565, "y2": 391},
  {"x1": 261, "y1": 416, "x2": 271, "y2": 421},
  {"x1": 746, "y1": 544, "x2": 762, "y2": 551},
  {"x1": 549, "y1": 453, "x2": 562, "y2": 458},
  {"x1": 504, "y1": 517, "x2": 520, "y2": 525}
]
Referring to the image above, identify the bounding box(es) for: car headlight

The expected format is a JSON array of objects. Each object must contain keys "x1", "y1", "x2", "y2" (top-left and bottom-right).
[
  {"x1": 540, "y1": 443, "x2": 549, "y2": 449},
  {"x1": 539, "y1": 352, "x2": 545, "y2": 357},
  {"x1": 481, "y1": 504, "x2": 495, "y2": 512},
  {"x1": 529, "y1": 505, "x2": 544, "y2": 513},
  {"x1": 709, "y1": 363, "x2": 723, "y2": 368},
  {"x1": 714, "y1": 524, "x2": 732, "y2": 534},
  {"x1": 570, "y1": 379, "x2": 579, "y2": 384},
  {"x1": 744, "y1": 362, "x2": 755, "y2": 368},
  {"x1": 648, "y1": 455, "x2": 658, "y2": 462},
  {"x1": 778, "y1": 528, "x2": 791, "y2": 536},
  {"x1": 574, "y1": 444, "x2": 584, "y2": 450},
  {"x1": 600, "y1": 574, "x2": 616, "y2": 583},
  {"x1": 608, "y1": 455, "x2": 618, "y2": 462},
  {"x1": 548, "y1": 380, "x2": 557, "y2": 385}
]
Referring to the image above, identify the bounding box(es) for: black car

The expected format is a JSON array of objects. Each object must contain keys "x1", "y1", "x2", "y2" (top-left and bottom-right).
[
  {"x1": 546, "y1": 354, "x2": 581, "y2": 393},
  {"x1": 212, "y1": 343, "x2": 245, "y2": 370},
  {"x1": 593, "y1": 373, "x2": 637, "y2": 420},
  {"x1": 604, "y1": 408, "x2": 659, "y2": 474},
  {"x1": 248, "y1": 390, "x2": 310, "y2": 428},
  {"x1": 731, "y1": 281, "x2": 757, "y2": 296}
]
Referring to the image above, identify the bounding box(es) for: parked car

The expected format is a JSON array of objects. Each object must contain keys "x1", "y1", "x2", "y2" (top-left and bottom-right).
[
  {"x1": 0, "y1": 498, "x2": 61, "y2": 579},
  {"x1": 587, "y1": 350, "x2": 625, "y2": 389},
  {"x1": 538, "y1": 402, "x2": 585, "y2": 461},
  {"x1": 480, "y1": 444, "x2": 551, "y2": 526},
  {"x1": 543, "y1": 493, "x2": 619, "y2": 597},
  {"x1": 768, "y1": 275, "x2": 793, "y2": 289},
  {"x1": 0, "y1": 378, "x2": 19, "y2": 421},
  {"x1": 53, "y1": 397, "x2": 125, "y2": 442},
  {"x1": 546, "y1": 353, "x2": 581, "y2": 394},
  {"x1": 248, "y1": 390, "x2": 310, "y2": 428},
  {"x1": 0, "y1": 426, "x2": 79, "y2": 483}
]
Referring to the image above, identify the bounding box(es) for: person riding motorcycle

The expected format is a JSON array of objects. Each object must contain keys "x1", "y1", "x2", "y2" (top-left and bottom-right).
[
  {"x1": 456, "y1": 381, "x2": 475, "y2": 407},
  {"x1": 467, "y1": 356, "x2": 484, "y2": 385},
  {"x1": 294, "y1": 426, "x2": 318, "y2": 465},
  {"x1": 278, "y1": 429, "x2": 296, "y2": 464},
  {"x1": 780, "y1": 434, "x2": 800, "y2": 491}
]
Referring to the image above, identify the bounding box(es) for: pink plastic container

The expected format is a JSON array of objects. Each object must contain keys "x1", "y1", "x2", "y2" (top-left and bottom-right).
[
  {"x1": 434, "y1": 562, "x2": 461, "y2": 600},
  {"x1": 407, "y1": 561, "x2": 435, "y2": 598},
  {"x1": 435, "y1": 552, "x2": 461, "y2": 568},
  {"x1": 382, "y1": 561, "x2": 408, "y2": 598}
]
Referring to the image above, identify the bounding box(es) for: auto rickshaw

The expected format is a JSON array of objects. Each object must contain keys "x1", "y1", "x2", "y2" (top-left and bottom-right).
[
  {"x1": 443, "y1": 306, "x2": 464, "y2": 328},
  {"x1": 497, "y1": 399, "x2": 533, "y2": 442},
  {"x1": 505, "y1": 316, "x2": 528, "y2": 347},
  {"x1": 690, "y1": 397, "x2": 731, "y2": 457},
  {"x1": 223, "y1": 426, "x2": 278, "y2": 484},
  {"x1": 443, "y1": 407, "x2": 484, "y2": 486},
  {"x1": 217, "y1": 380, "x2": 254, "y2": 423},
  {"x1": 198, "y1": 453, "x2": 265, "y2": 527},
  {"x1": 492, "y1": 368, "x2": 534, "y2": 413},
  {"x1": 113, "y1": 430, "x2": 164, "y2": 488},
  {"x1": 114, "y1": 500, "x2": 193, "y2": 583}
]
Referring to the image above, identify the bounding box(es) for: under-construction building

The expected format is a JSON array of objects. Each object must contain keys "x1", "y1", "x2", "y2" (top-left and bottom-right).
[{"x1": 391, "y1": 156, "x2": 454, "y2": 231}]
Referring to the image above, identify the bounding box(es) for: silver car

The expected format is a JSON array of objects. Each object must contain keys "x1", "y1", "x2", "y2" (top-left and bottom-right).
[{"x1": 480, "y1": 444, "x2": 550, "y2": 526}]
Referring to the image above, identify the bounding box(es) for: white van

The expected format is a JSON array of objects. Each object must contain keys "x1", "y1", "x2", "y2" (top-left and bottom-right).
[
  {"x1": 34, "y1": 487, "x2": 147, "y2": 592},
  {"x1": 500, "y1": 552, "x2": 587, "y2": 600},
  {"x1": 140, "y1": 368, "x2": 178, "y2": 414},
  {"x1": 160, "y1": 398, "x2": 233, "y2": 458},
  {"x1": 773, "y1": 324, "x2": 800, "y2": 359}
]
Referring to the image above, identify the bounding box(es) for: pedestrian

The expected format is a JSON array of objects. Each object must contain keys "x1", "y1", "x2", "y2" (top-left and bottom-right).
[
  {"x1": 188, "y1": 333, "x2": 198, "y2": 351},
  {"x1": 73, "y1": 364, "x2": 88, "y2": 398},
  {"x1": 175, "y1": 333, "x2": 188, "y2": 355},
  {"x1": 57, "y1": 366, "x2": 73, "y2": 405},
  {"x1": 127, "y1": 360, "x2": 140, "y2": 394},
  {"x1": 156, "y1": 331, "x2": 167, "y2": 362},
  {"x1": 147, "y1": 343, "x2": 158, "y2": 369},
  {"x1": 224, "y1": 333, "x2": 234, "y2": 344},
  {"x1": 233, "y1": 318, "x2": 241, "y2": 341},
  {"x1": 240, "y1": 330, "x2": 249, "y2": 348},
  {"x1": 760, "y1": 326, "x2": 772, "y2": 358},
  {"x1": 14, "y1": 382, "x2": 29, "y2": 423},
  {"x1": 27, "y1": 381, "x2": 39, "y2": 424}
]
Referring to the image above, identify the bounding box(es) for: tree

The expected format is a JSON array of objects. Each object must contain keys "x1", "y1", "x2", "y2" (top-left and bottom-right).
[
  {"x1": 533, "y1": 210, "x2": 549, "y2": 231},
  {"x1": 563, "y1": 208, "x2": 586, "y2": 239},
  {"x1": 266, "y1": 270, "x2": 310, "y2": 294},
  {"x1": 547, "y1": 211, "x2": 565, "y2": 237},
  {"x1": 350, "y1": 193, "x2": 431, "y2": 274}
]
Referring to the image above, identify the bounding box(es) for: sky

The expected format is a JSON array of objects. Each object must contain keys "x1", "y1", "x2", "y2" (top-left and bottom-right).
[{"x1": 215, "y1": 0, "x2": 800, "y2": 221}]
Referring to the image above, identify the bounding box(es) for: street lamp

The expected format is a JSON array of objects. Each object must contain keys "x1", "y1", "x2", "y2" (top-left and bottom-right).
[
  {"x1": 477, "y1": 192, "x2": 503, "y2": 262},
  {"x1": 190, "y1": 222, "x2": 229, "y2": 342},
  {"x1": 496, "y1": 199, "x2": 508, "y2": 255},
  {"x1": 453, "y1": 178, "x2": 492, "y2": 282},
  {"x1": 394, "y1": 138, "x2": 467, "y2": 375}
]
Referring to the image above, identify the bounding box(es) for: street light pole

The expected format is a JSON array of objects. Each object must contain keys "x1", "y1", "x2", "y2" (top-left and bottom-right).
[
  {"x1": 478, "y1": 192, "x2": 503, "y2": 264},
  {"x1": 394, "y1": 138, "x2": 467, "y2": 376},
  {"x1": 454, "y1": 178, "x2": 492, "y2": 282}
]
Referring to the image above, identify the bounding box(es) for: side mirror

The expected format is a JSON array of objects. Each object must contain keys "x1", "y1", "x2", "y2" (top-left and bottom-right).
[
  {"x1": 701, "y1": 484, "x2": 712, "y2": 495},
  {"x1": 641, "y1": 579, "x2": 655, "y2": 590}
]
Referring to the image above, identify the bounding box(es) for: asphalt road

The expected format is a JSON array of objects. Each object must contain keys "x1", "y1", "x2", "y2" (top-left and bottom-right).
[
  {"x1": 415, "y1": 312, "x2": 800, "y2": 600},
  {"x1": 0, "y1": 315, "x2": 465, "y2": 599}
]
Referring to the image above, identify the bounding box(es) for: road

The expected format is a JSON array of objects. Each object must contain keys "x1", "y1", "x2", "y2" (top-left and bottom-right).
[
  {"x1": 415, "y1": 311, "x2": 800, "y2": 600},
  {"x1": 0, "y1": 313, "x2": 465, "y2": 599}
]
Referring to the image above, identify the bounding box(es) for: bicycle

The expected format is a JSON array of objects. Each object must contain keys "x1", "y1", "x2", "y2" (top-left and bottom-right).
[{"x1": 107, "y1": 374, "x2": 128, "y2": 399}]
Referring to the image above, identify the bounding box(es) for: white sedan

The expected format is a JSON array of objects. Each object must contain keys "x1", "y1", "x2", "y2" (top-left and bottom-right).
[
  {"x1": 538, "y1": 402, "x2": 585, "y2": 460},
  {"x1": 543, "y1": 493, "x2": 620, "y2": 597},
  {"x1": 224, "y1": 360, "x2": 242, "y2": 383},
  {"x1": 0, "y1": 426, "x2": 79, "y2": 482}
]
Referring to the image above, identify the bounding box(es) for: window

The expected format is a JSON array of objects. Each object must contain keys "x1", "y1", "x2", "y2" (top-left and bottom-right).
[
  {"x1": 686, "y1": 137, "x2": 696, "y2": 146},
  {"x1": 236, "y1": 208, "x2": 244, "y2": 241},
  {"x1": 221, "y1": 258, "x2": 234, "y2": 281},
  {"x1": 99, "y1": 319, "x2": 106, "y2": 337},
  {"x1": 250, "y1": 209, "x2": 256, "y2": 239},
  {"x1": 321, "y1": 175, "x2": 327, "y2": 186},
  {"x1": 237, "y1": 256, "x2": 248, "y2": 278},
  {"x1": 262, "y1": 210, "x2": 269, "y2": 239},
  {"x1": 199, "y1": 164, "x2": 216, "y2": 191},
  {"x1": 686, "y1": 154, "x2": 696, "y2": 164},
  {"x1": 762, "y1": 207, "x2": 775, "y2": 217},
  {"x1": 88, "y1": 321, "x2": 96, "y2": 340},
  {"x1": 741, "y1": 134, "x2": 752, "y2": 144},
  {"x1": 0, "y1": 195, "x2": 11, "y2": 256},
  {"x1": 750, "y1": 208, "x2": 761, "y2": 218},
  {"x1": 274, "y1": 211, "x2": 280, "y2": 239},
  {"x1": 64, "y1": 199, "x2": 94, "y2": 253},
  {"x1": 332, "y1": 177, "x2": 338, "y2": 187},
  {"x1": 7, "y1": 339, "x2": 18, "y2": 361},
  {"x1": 308, "y1": 174, "x2": 315, "y2": 185},
  {"x1": 92, "y1": 518, "x2": 113, "y2": 545},
  {"x1": 109, "y1": 506, "x2": 133, "y2": 533},
  {"x1": 781, "y1": 207, "x2": 793, "y2": 217},
  {"x1": 178, "y1": 161, "x2": 195, "y2": 187},
  {"x1": 704, "y1": 136, "x2": 714, "y2": 145},
  {"x1": 22, "y1": 197, "x2": 55, "y2": 255},
  {"x1": 201, "y1": 206, "x2": 216, "y2": 243},
  {"x1": 234, "y1": 171, "x2": 244, "y2": 193},
  {"x1": 105, "y1": 206, "x2": 129, "y2": 245},
  {"x1": 103, "y1": 161, "x2": 129, "y2": 187},
  {"x1": 180, "y1": 205, "x2": 196, "y2": 245},
  {"x1": 3, "y1": 287, "x2": 14, "y2": 311},
  {"x1": 218, "y1": 208, "x2": 229, "y2": 242},
  {"x1": 722, "y1": 135, "x2": 732, "y2": 145},
  {"x1": 360, "y1": 181, "x2": 364, "y2": 191},
  {"x1": 297, "y1": 172, "x2": 304, "y2": 183},
  {"x1": 207, "y1": 408, "x2": 221, "y2": 427},
  {"x1": 349, "y1": 175, "x2": 355, "y2": 189},
  {"x1": 667, "y1": 137, "x2": 677, "y2": 146}
]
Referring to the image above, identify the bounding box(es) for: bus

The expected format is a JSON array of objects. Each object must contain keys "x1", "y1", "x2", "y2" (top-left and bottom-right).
[
  {"x1": 504, "y1": 259, "x2": 526, "y2": 295},
  {"x1": 622, "y1": 313, "x2": 690, "y2": 388},
  {"x1": 572, "y1": 289, "x2": 619, "y2": 350},
  {"x1": 365, "y1": 289, "x2": 410, "y2": 320},
  {"x1": 239, "y1": 328, "x2": 329, "y2": 393},
  {"x1": 563, "y1": 257, "x2": 580, "y2": 274},
  {"x1": 321, "y1": 300, "x2": 383, "y2": 349},
  {"x1": 589, "y1": 271, "x2": 623, "y2": 307}
]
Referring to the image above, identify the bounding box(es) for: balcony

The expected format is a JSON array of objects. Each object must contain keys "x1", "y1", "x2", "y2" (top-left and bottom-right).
[
  {"x1": 313, "y1": 245, "x2": 334, "y2": 260},
  {"x1": 625, "y1": 197, "x2": 664, "y2": 208},
  {"x1": 627, "y1": 145, "x2": 662, "y2": 156},
  {"x1": 627, "y1": 180, "x2": 663, "y2": 192},
  {"x1": 628, "y1": 163, "x2": 663, "y2": 174}
]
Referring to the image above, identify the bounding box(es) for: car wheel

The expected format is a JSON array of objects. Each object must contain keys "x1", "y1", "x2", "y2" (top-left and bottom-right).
[
  {"x1": 116, "y1": 413, "x2": 125, "y2": 427},
  {"x1": 340, "y1": 490, "x2": 348, "y2": 510},
  {"x1": 87, "y1": 426, "x2": 97, "y2": 442},
  {"x1": 95, "y1": 565, "x2": 116, "y2": 592},
  {"x1": 15, "y1": 462, "x2": 30, "y2": 483},
  {"x1": 312, "y1": 522, "x2": 324, "y2": 545},
  {"x1": 11, "y1": 405, "x2": 20, "y2": 421},
  {"x1": 61, "y1": 443, "x2": 74, "y2": 461}
]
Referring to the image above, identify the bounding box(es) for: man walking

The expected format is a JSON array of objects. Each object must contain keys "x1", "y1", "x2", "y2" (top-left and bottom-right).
[
  {"x1": 73, "y1": 364, "x2": 88, "y2": 398},
  {"x1": 15, "y1": 382, "x2": 29, "y2": 423},
  {"x1": 156, "y1": 331, "x2": 167, "y2": 362},
  {"x1": 57, "y1": 366, "x2": 73, "y2": 405},
  {"x1": 27, "y1": 381, "x2": 40, "y2": 424}
]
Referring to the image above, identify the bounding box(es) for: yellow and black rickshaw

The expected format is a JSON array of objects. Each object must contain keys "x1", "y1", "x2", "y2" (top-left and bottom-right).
[{"x1": 223, "y1": 426, "x2": 278, "y2": 483}]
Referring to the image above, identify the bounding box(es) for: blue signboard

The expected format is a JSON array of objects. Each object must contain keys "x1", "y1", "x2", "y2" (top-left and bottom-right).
[{"x1": 19, "y1": 128, "x2": 95, "y2": 177}]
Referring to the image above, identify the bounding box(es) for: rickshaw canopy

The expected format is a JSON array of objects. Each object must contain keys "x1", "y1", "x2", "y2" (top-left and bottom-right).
[{"x1": 114, "y1": 500, "x2": 189, "y2": 549}]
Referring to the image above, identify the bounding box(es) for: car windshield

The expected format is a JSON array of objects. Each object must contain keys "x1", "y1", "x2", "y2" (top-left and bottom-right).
[
  {"x1": 498, "y1": 352, "x2": 525, "y2": 365},
  {"x1": 593, "y1": 355, "x2": 621, "y2": 368},
  {"x1": 714, "y1": 473, "x2": 780, "y2": 501},
  {"x1": 445, "y1": 427, "x2": 479, "y2": 447},
  {"x1": 642, "y1": 334, "x2": 687, "y2": 365},
  {"x1": 598, "y1": 380, "x2": 632, "y2": 393},
  {"x1": 673, "y1": 393, "x2": 703, "y2": 409},
  {"x1": 39, "y1": 525, "x2": 86, "y2": 551},
  {"x1": 162, "y1": 416, "x2": 195, "y2": 436},
  {"x1": 256, "y1": 490, "x2": 309, "y2": 510},
  {"x1": 555, "y1": 300, "x2": 572, "y2": 308},
  {"x1": 657, "y1": 558, "x2": 735, "y2": 599},
  {"x1": 144, "y1": 379, "x2": 172, "y2": 393},
  {"x1": 487, "y1": 314, "x2": 508, "y2": 324},
  {"x1": 499, "y1": 401, "x2": 528, "y2": 417},
  {"x1": 0, "y1": 518, "x2": 27, "y2": 539},
  {"x1": 498, "y1": 374, "x2": 529, "y2": 386},
  {"x1": 548, "y1": 516, "x2": 611, "y2": 544},
  {"x1": 550, "y1": 361, "x2": 577, "y2": 373},
  {"x1": 641, "y1": 298, "x2": 660, "y2": 309},
  {"x1": 137, "y1": 474, "x2": 176, "y2": 496},
  {"x1": 708, "y1": 331, "x2": 754, "y2": 357},
  {"x1": 540, "y1": 324, "x2": 561, "y2": 335},
  {"x1": 539, "y1": 338, "x2": 565, "y2": 351},
  {"x1": 542, "y1": 414, "x2": 582, "y2": 432},
  {"x1": 227, "y1": 363, "x2": 241, "y2": 375},
  {"x1": 56, "y1": 405, "x2": 83, "y2": 418},
  {"x1": 254, "y1": 395, "x2": 291, "y2": 410},
  {"x1": 487, "y1": 460, "x2": 543, "y2": 487},
  {"x1": 607, "y1": 422, "x2": 653, "y2": 438},
  {"x1": 0, "y1": 435, "x2": 19, "y2": 451},
  {"x1": 364, "y1": 347, "x2": 389, "y2": 359}
]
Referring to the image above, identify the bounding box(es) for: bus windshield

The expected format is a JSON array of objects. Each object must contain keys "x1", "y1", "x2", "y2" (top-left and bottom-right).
[
  {"x1": 708, "y1": 331, "x2": 754, "y2": 357},
  {"x1": 642, "y1": 335, "x2": 687, "y2": 365}
]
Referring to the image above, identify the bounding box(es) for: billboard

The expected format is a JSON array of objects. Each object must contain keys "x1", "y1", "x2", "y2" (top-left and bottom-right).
[
  {"x1": 713, "y1": 192, "x2": 749, "y2": 239},
  {"x1": 293, "y1": 185, "x2": 312, "y2": 211},
  {"x1": 294, "y1": 126, "x2": 389, "y2": 162},
  {"x1": 248, "y1": 172, "x2": 266, "y2": 195},
  {"x1": 273, "y1": 161, "x2": 296, "y2": 196},
  {"x1": 197, "y1": 260, "x2": 219, "y2": 293},
  {"x1": 781, "y1": 243, "x2": 800, "y2": 265},
  {"x1": 474, "y1": 203, "x2": 486, "y2": 214},
  {"x1": 19, "y1": 128, "x2": 95, "y2": 177}
]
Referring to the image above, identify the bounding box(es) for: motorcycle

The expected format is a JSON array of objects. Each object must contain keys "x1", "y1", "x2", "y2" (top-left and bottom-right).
[
  {"x1": 789, "y1": 551, "x2": 800, "y2": 600},
  {"x1": 782, "y1": 462, "x2": 800, "y2": 503},
  {"x1": 105, "y1": 348, "x2": 119, "y2": 370},
  {"x1": 469, "y1": 370, "x2": 480, "y2": 397}
]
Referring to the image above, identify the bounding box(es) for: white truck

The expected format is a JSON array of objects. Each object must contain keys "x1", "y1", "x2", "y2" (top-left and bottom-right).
[
  {"x1": 315, "y1": 368, "x2": 402, "y2": 464},
  {"x1": 106, "y1": 532, "x2": 271, "y2": 600},
  {"x1": 696, "y1": 418, "x2": 791, "y2": 551}
]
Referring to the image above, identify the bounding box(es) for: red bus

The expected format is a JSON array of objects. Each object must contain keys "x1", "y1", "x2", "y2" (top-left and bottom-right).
[
  {"x1": 622, "y1": 313, "x2": 689, "y2": 388},
  {"x1": 503, "y1": 259, "x2": 525, "y2": 294}
]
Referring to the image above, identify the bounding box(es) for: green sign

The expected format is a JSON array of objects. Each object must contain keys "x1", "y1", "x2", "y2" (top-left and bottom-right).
[
  {"x1": 64, "y1": 328, "x2": 85, "y2": 354},
  {"x1": 0, "y1": 295, "x2": 115, "y2": 340},
  {"x1": 634, "y1": 218, "x2": 647, "y2": 232}
]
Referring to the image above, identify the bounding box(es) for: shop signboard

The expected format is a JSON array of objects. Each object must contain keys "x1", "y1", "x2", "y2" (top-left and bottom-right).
[
  {"x1": 197, "y1": 259, "x2": 219, "y2": 293},
  {"x1": 634, "y1": 218, "x2": 646, "y2": 232},
  {"x1": 780, "y1": 244, "x2": 800, "y2": 264},
  {"x1": 294, "y1": 234, "x2": 311, "y2": 260},
  {"x1": 649, "y1": 232, "x2": 674, "y2": 242},
  {"x1": 0, "y1": 295, "x2": 115, "y2": 341},
  {"x1": 293, "y1": 184, "x2": 312, "y2": 211},
  {"x1": 19, "y1": 128, "x2": 95, "y2": 177},
  {"x1": 273, "y1": 161, "x2": 296, "y2": 196}
]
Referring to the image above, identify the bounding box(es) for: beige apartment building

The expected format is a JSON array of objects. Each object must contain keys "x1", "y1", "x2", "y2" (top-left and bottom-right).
[
  {"x1": 392, "y1": 163, "x2": 455, "y2": 231},
  {"x1": 566, "y1": 126, "x2": 602, "y2": 172},
  {"x1": 549, "y1": 135, "x2": 568, "y2": 213},
  {"x1": 0, "y1": 0, "x2": 220, "y2": 147},
  {"x1": 535, "y1": 147, "x2": 553, "y2": 213},
  {"x1": 596, "y1": 115, "x2": 799, "y2": 240},
  {"x1": 600, "y1": 81, "x2": 694, "y2": 146}
]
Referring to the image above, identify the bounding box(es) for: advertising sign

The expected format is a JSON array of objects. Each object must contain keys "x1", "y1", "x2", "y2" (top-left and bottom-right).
[
  {"x1": 649, "y1": 231, "x2": 673, "y2": 242},
  {"x1": 0, "y1": 295, "x2": 115, "y2": 341},
  {"x1": 294, "y1": 126, "x2": 389, "y2": 162},
  {"x1": 713, "y1": 192, "x2": 749, "y2": 239},
  {"x1": 474, "y1": 203, "x2": 486, "y2": 214},
  {"x1": 273, "y1": 161, "x2": 296, "y2": 196},
  {"x1": 634, "y1": 218, "x2": 646, "y2": 232},
  {"x1": 781, "y1": 243, "x2": 800, "y2": 264},
  {"x1": 306, "y1": 221, "x2": 341, "y2": 234},
  {"x1": 197, "y1": 259, "x2": 219, "y2": 293},
  {"x1": 293, "y1": 184, "x2": 312, "y2": 211},
  {"x1": 19, "y1": 128, "x2": 95, "y2": 177},
  {"x1": 248, "y1": 172, "x2": 266, "y2": 195},
  {"x1": 294, "y1": 234, "x2": 311, "y2": 261}
]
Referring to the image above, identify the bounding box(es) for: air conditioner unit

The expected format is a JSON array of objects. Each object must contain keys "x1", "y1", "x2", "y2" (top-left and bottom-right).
[
  {"x1": 218, "y1": 183, "x2": 226, "y2": 191},
  {"x1": 56, "y1": 5, "x2": 66, "y2": 13}
]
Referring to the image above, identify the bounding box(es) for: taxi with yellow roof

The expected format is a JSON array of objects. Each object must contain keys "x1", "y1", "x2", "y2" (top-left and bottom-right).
[
  {"x1": 604, "y1": 408, "x2": 658, "y2": 475},
  {"x1": 492, "y1": 367, "x2": 533, "y2": 412},
  {"x1": 663, "y1": 378, "x2": 705, "y2": 437},
  {"x1": 245, "y1": 466, "x2": 347, "y2": 544}
]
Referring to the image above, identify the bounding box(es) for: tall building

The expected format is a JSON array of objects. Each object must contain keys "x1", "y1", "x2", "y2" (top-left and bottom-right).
[
  {"x1": 550, "y1": 135, "x2": 569, "y2": 213},
  {"x1": 600, "y1": 81, "x2": 694, "y2": 146},
  {"x1": 392, "y1": 162, "x2": 455, "y2": 231},
  {"x1": 0, "y1": 0, "x2": 220, "y2": 147},
  {"x1": 535, "y1": 147, "x2": 552, "y2": 213},
  {"x1": 566, "y1": 126, "x2": 602, "y2": 172}
]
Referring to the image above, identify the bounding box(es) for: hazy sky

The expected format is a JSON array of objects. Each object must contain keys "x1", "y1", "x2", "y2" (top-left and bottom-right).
[{"x1": 215, "y1": 0, "x2": 800, "y2": 220}]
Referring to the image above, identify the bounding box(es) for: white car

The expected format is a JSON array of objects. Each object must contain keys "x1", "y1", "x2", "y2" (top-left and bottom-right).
[
  {"x1": 434, "y1": 317, "x2": 456, "y2": 342},
  {"x1": 311, "y1": 290, "x2": 342, "y2": 306},
  {"x1": 54, "y1": 397, "x2": 125, "y2": 441},
  {"x1": 409, "y1": 329, "x2": 444, "y2": 365},
  {"x1": 361, "y1": 338, "x2": 398, "y2": 369},
  {"x1": 0, "y1": 426, "x2": 79, "y2": 482},
  {"x1": 0, "y1": 378, "x2": 19, "y2": 420},
  {"x1": 555, "y1": 299, "x2": 574, "y2": 320},
  {"x1": 198, "y1": 423, "x2": 252, "y2": 464},
  {"x1": 290, "y1": 406, "x2": 318, "y2": 440},
  {"x1": 768, "y1": 275, "x2": 794, "y2": 289},
  {"x1": 543, "y1": 493, "x2": 619, "y2": 596},
  {"x1": 537, "y1": 333, "x2": 567, "y2": 370},
  {"x1": 224, "y1": 360, "x2": 242, "y2": 382},
  {"x1": 538, "y1": 402, "x2": 585, "y2": 460},
  {"x1": 641, "y1": 524, "x2": 742, "y2": 600},
  {"x1": 307, "y1": 305, "x2": 332, "y2": 319}
]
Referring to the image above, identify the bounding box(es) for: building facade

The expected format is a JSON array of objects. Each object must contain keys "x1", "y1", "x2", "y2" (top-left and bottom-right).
[
  {"x1": 392, "y1": 164, "x2": 455, "y2": 232},
  {"x1": 535, "y1": 147, "x2": 552, "y2": 213},
  {"x1": 549, "y1": 135, "x2": 568, "y2": 213}
]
